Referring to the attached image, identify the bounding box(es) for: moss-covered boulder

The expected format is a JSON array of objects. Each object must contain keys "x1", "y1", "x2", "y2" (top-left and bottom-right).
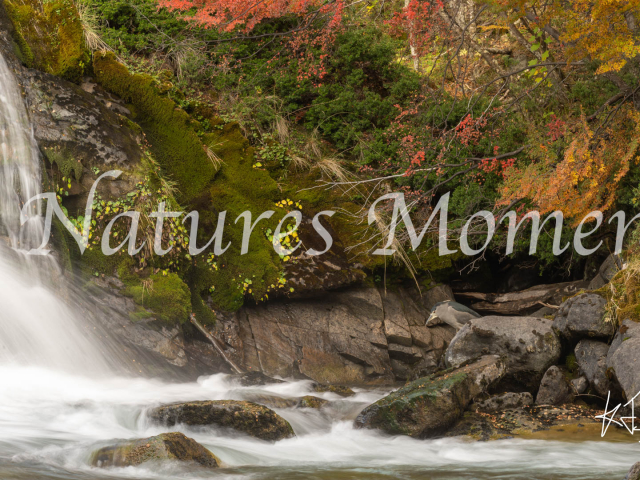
[
  {"x1": 91, "y1": 432, "x2": 220, "y2": 468},
  {"x1": 5, "y1": 0, "x2": 89, "y2": 82},
  {"x1": 354, "y1": 355, "x2": 506, "y2": 438},
  {"x1": 148, "y1": 400, "x2": 295, "y2": 441}
]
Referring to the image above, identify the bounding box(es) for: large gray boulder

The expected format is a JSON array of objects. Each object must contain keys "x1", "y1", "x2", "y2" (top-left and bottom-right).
[
  {"x1": 607, "y1": 320, "x2": 640, "y2": 401},
  {"x1": 445, "y1": 316, "x2": 561, "y2": 389},
  {"x1": 552, "y1": 293, "x2": 614, "y2": 342},
  {"x1": 535, "y1": 366, "x2": 574, "y2": 405},
  {"x1": 354, "y1": 355, "x2": 506, "y2": 438},
  {"x1": 575, "y1": 339, "x2": 610, "y2": 397}
]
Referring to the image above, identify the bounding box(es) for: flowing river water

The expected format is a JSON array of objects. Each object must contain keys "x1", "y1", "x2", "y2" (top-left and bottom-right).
[{"x1": 0, "y1": 51, "x2": 638, "y2": 480}]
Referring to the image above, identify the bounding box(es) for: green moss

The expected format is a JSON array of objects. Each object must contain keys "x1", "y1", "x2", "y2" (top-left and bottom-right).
[
  {"x1": 6, "y1": 0, "x2": 89, "y2": 82},
  {"x1": 92, "y1": 52, "x2": 215, "y2": 203},
  {"x1": 126, "y1": 273, "x2": 191, "y2": 324},
  {"x1": 43, "y1": 146, "x2": 83, "y2": 181}
]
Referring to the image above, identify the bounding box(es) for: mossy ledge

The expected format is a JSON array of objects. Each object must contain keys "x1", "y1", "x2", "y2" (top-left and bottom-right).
[{"x1": 5, "y1": 0, "x2": 89, "y2": 82}]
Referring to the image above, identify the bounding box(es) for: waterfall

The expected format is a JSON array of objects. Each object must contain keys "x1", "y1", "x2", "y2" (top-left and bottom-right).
[{"x1": 0, "y1": 52, "x2": 113, "y2": 374}]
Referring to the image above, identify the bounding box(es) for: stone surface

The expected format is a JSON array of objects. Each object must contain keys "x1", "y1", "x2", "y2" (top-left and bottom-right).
[
  {"x1": 456, "y1": 281, "x2": 589, "y2": 316},
  {"x1": 420, "y1": 284, "x2": 455, "y2": 311},
  {"x1": 571, "y1": 376, "x2": 589, "y2": 395},
  {"x1": 626, "y1": 462, "x2": 640, "y2": 480},
  {"x1": 354, "y1": 355, "x2": 506, "y2": 438},
  {"x1": 148, "y1": 400, "x2": 295, "y2": 441},
  {"x1": 298, "y1": 396, "x2": 329, "y2": 409},
  {"x1": 311, "y1": 383, "x2": 355, "y2": 397},
  {"x1": 607, "y1": 320, "x2": 640, "y2": 401},
  {"x1": 445, "y1": 404, "x2": 599, "y2": 441},
  {"x1": 588, "y1": 254, "x2": 623, "y2": 290},
  {"x1": 536, "y1": 366, "x2": 575, "y2": 405},
  {"x1": 473, "y1": 392, "x2": 533, "y2": 413},
  {"x1": 91, "y1": 432, "x2": 220, "y2": 468},
  {"x1": 445, "y1": 316, "x2": 561, "y2": 389},
  {"x1": 552, "y1": 293, "x2": 614, "y2": 342},
  {"x1": 236, "y1": 286, "x2": 457, "y2": 385},
  {"x1": 575, "y1": 339, "x2": 610, "y2": 397}
]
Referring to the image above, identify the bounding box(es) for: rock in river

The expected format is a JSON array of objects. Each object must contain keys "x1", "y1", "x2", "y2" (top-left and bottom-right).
[
  {"x1": 147, "y1": 400, "x2": 295, "y2": 441},
  {"x1": 91, "y1": 432, "x2": 220, "y2": 468},
  {"x1": 354, "y1": 355, "x2": 506, "y2": 438},
  {"x1": 445, "y1": 316, "x2": 561, "y2": 389}
]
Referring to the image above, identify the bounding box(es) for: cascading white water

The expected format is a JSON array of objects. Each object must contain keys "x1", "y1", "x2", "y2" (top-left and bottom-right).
[
  {"x1": 0, "y1": 51, "x2": 634, "y2": 480},
  {"x1": 0, "y1": 52, "x2": 112, "y2": 373}
]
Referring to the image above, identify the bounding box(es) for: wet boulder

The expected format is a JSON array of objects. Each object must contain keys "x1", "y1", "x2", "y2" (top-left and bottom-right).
[
  {"x1": 148, "y1": 400, "x2": 295, "y2": 441},
  {"x1": 535, "y1": 366, "x2": 575, "y2": 405},
  {"x1": 552, "y1": 293, "x2": 613, "y2": 342},
  {"x1": 607, "y1": 320, "x2": 640, "y2": 401},
  {"x1": 575, "y1": 339, "x2": 610, "y2": 397},
  {"x1": 312, "y1": 383, "x2": 355, "y2": 397},
  {"x1": 626, "y1": 462, "x2": 640, "y2": 480},
  {"x1": 445, "y1": 316, "x2": 561, "y2": 389},
  {"x1": 91, "y1": 432, "x2": 220, "y2": 468},
  {"x1": 298, "y1": 396, "x2": 329, "y2": 409},
  {"x1": 354, "y1": 355, "x2": 506, "y2": 438}
]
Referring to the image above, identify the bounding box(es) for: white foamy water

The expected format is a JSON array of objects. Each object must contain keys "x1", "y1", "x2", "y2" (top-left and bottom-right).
[
  {"x1": 0, "y1": 50, "x2": 637, "y2": 480},
  {"x1": 0, "y1": 368, "x2": 636, "y2": 480}
]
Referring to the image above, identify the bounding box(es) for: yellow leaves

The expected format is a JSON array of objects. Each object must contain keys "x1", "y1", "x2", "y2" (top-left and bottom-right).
[{"x1": 499, "y1": 107, "x2": 640, "y2": 225}]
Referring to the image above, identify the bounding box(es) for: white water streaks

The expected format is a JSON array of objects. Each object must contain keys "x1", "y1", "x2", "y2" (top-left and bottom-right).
[{"x1": 0, "y1": 369, "x2": 635, "y2": 480}]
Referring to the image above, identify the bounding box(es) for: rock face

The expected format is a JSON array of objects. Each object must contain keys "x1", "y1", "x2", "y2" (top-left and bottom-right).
[
  {"x1": 607, "y1": 320, "x2": 640, "y2": 401},
  {"x1": 445, "y1": 316, "x2": 561, "y2": 389},
  {"x1": 235, "y1": 287, "x2": 455, "y2": 385},
  {"x1": 535, "y1": 366, "x2": 574, "y2": 405},
  {"x1": 354, "y1": 355, "x2": 506, "y2": 438},
  {"x1": 473, "y1": 392, "x2": 533, "y2": 413},
  {"x1": 91, "y1": 432, "x2": 220, "y2": 468},
  {"x1": 147, "y1": 400, "x2": 295, "y2": 441},
  {"x1": 575, "y1": 339, "x2": 610, "y2": 397},
  {"x1": 552, "y1": 293, "x2": 613, "y2": 342}
]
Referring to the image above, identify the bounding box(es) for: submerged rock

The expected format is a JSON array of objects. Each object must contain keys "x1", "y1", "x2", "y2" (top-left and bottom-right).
[
  {"x1": 535, "y1": 366, "x2": 574, "y2": 405},
  {"x1": 298, "y1": 396, "x2": 329, "y2": 409},
  {"x1": 91, "y1": 432, "x2": 220, "y2": 468},
  {"x1": 147, "y1": 400, "x2": 295, "y2": 441},
  {"x1": 354, "y1": 355, "x2": 506, "y2": 438},
  {"x1": 445, "y1": 316, "x2": 561, "y2": 389},
  {"x1": 473, "y1": 392, "x2": 533, "y2": 413},
  {"x1": 552, "y1": 293, "x2": 613, "y2": 342},
  {"x1": 236, "y1": 371, "x2": 286, "y2": 386},
  {"x1": 312, "y1": 383, "x2": 355, "y2": 397}
]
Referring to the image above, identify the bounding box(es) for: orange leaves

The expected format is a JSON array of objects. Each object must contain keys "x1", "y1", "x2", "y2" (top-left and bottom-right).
[{"x1": 499, "y1": 108, "x2": 640, "y2": 225}]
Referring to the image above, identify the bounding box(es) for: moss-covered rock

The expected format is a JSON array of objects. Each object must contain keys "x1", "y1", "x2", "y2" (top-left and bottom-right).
[
  {"x1": 6, "y1": 0, "x2": 89, "y2": 82},
  {"x1": 93, "y1": 52, "x2": 214, "y2": 203},
  {"x1": 91, "y1": 432, "x2": 220, "y2": 468},
  {"x1": 298, "y1": 395, "x2": 329, "y2": 409},
  {"x1": 354, "y1": 355, "x2": 506, "y2": 438},
  {"x1": 124, "y1": 273, "x2": 191, "y2": 324},
  {"x1": 148, "y1": 400, "x2": 295, "y2": 441},
  {"x1": 312, "y1": 383, "x2": 355, "y2": 397}
]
